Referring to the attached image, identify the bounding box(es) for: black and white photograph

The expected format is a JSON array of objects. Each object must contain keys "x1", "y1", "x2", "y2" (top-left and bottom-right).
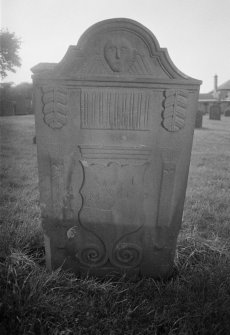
[{"x1": 0, "y1": 1, "x2": 230, "y2": 334}]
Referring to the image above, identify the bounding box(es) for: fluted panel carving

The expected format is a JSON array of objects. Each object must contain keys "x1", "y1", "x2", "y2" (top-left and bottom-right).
[{"x1": 81, "y1": 88, "x2": 151, "y2": 130}]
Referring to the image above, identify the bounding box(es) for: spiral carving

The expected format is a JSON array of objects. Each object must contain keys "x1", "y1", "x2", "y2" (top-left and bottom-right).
[
  {"x1": 79, "y1": 244, "x2": 106, "y2": 267},
  {"x1": 112, "y1": 242, "x2": 142, "y2": 268}
]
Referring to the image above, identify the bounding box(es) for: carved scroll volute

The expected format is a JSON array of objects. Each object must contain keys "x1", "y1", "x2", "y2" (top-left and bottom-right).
[
  {"x1": 42, "y1": 86, "x2": 68, "y2": 129},
  {"x1": 111, "y1": 239, "x2": 143, "y2": 268},
  {"x1": 66, "y1": 225, "x2": 108, "y2": 268},
  {"x1": 162, "y1": 89, "x2": 189, "y2": 132}
]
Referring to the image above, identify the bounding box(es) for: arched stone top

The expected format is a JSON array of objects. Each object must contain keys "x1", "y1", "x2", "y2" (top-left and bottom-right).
[
  {"x1": 31, "y1": 18, "x2": 201, "y2": 84},
  {"x1": 77, "y1": 18, "x2": 161, "y2": 53}
]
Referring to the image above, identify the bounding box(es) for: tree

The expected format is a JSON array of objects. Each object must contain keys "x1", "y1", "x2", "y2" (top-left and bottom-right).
[
  {"x1": 0, "y1": 29, "x2": 21, "y2": 79},
  {"x1": 0, "y1": 82, "x2": 14, "y2": 101}
]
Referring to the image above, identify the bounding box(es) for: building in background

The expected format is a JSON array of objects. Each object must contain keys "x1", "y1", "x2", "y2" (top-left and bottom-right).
[{"x1": 199, "y1": 75, "x2": 230, "y2": 116}]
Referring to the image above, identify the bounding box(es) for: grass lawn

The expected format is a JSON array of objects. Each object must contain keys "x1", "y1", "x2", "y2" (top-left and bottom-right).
[{"x1": 0, "y1": 115, "x2": 230, "y2": 335}]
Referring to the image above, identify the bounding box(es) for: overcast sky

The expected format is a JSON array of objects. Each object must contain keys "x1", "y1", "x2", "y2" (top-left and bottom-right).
[{"x1": 1, "y1": 0, "x2": 230, "y2": 92}]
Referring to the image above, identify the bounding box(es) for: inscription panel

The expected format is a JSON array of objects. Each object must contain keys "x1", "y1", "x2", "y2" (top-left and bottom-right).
[
  {"x1": 77, "y1": 145, "x2": 149, "y2": 268},
  {"x1": 80, "y1": 88, "x2": 151, "y2": 130}
]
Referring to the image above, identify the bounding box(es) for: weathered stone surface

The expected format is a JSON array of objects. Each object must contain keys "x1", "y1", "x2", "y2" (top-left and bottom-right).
[
  {"x1": 209, "y1": 103, "x2": 221, "y2": 120},
  {"x1": 32, "y1": 18, "x2": 201, "y2": 278}
]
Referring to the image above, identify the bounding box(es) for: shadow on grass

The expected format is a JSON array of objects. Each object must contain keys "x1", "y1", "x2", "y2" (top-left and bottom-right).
[{"x1": 0, "y1": 237, "x2": 230, "y2": 335}]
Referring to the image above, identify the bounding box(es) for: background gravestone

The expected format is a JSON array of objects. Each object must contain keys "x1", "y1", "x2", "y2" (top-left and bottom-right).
[
  {"x1": 224, "y1": 109, "x2": 230, "y2": 117},
  {"x1": 32, "y1": 18, "x2": 201, "y2": 278},
  {"x1": 0, "y1": 100, "x2": 15, "y2": 116},
  {"x1": 195, "y1": 110, "x2": 203, "y2": 128},
  {"x1": 209, "y1": 103, "x2": 221, "y2": 120}
]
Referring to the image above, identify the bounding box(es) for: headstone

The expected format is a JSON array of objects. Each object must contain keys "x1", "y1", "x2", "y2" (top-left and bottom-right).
[
  {"x1": 14, "y1": 96, "x2": 32, "y2": 115},
  {"x1": 15, "y1": 96, "x2": 26, "y2": 115},
  {"x1": 31, "y1": 19, "x2": 201, "y2": 278},
  {"x1": 209, "y1": 103, "x2": 221, "y2": 120},
  {"x1": 195, "y1": 110, "x2": 203, "y2": 128},
  {"x1": 0, "y1": 100, "x2": 15, "y2": 116},
  {"x1": 224, "y1": 109, "x2": 230, "y2": 117}
]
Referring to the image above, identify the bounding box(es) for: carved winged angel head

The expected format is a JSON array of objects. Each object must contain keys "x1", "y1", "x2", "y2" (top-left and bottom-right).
[{"x1": 104, "y1": 37, "x2": 135, "y2": 73}]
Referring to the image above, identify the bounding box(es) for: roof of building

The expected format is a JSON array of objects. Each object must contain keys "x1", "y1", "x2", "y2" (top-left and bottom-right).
[
  {"x1": 199, "y1": 78, "x2": 230, "y2": 101},
  {"x1": 199, "y1": 93, "x2": 214, "y2": 100},
  {"x1": 209, "y1": 80, "x2": 230, "y2": 93},
  {"x1": 217, "y1": 80, "x2": 230, "y2": 91}
]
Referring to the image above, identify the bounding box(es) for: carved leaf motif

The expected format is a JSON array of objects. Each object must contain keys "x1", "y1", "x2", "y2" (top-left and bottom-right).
[
  {"x1": 42, "y1": 86, "x2": 68, "y2": 129},
  {"x1": 162, "y1": 89, "x2": 188, "y2": 132}
]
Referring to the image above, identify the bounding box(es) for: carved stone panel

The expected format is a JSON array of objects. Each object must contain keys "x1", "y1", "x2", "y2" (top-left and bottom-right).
[
  {"x1": 81, "y1": 88, "x2": 151, "y2": 130},
  {"x1": 78, "y1": 145, "x2": 151, "y2": 161},
  {"x1": 75, "y1": 145, "x2": 151, "y2": 269}
]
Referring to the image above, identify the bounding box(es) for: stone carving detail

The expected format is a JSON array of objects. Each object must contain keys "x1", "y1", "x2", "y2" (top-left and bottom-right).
[
  {"x1": 42, "y1": 86, "x2": 68, "y2": 129},
  {"x1": 78, "y1": 145, "x2": 151, "y2": 163},
  {"x1": 112, "y1": 242, "x2": 142, "y2": 267},
  {"x1": 162, "y1": 89, "x2": 189, "y2": 132},
  {"x1": 104, "y1": 37, "x2": 136, "y2": 73},
  {"x1": 75, "y1": 145, "x2": 149, "y2": 268},
  {"x1": 67, "y1": 227, "x2": 77, "y2": 239},
  {"x1": 111, "y1": 221, "x2": 143, "y2": 269},
  {"x1": 103, "y1": 36, "x2": 166, "y2": 76},
  {"x1": 56, "y1": 36, "x2": 170, "y2": 77},
  {"x1": 81, "y1": 88, "x2": 150, "y2": 130},
  {"x1": 78, "y1": 243, "x2": 107, "y2": 267},
  {"x1": 76, "y1": 159, "x2": 108, "y2": 267}
]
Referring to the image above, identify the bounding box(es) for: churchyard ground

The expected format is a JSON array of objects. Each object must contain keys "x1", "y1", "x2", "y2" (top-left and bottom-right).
[{"x1": 0, "y1": 115, "x2": 230, "y2": 334}]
